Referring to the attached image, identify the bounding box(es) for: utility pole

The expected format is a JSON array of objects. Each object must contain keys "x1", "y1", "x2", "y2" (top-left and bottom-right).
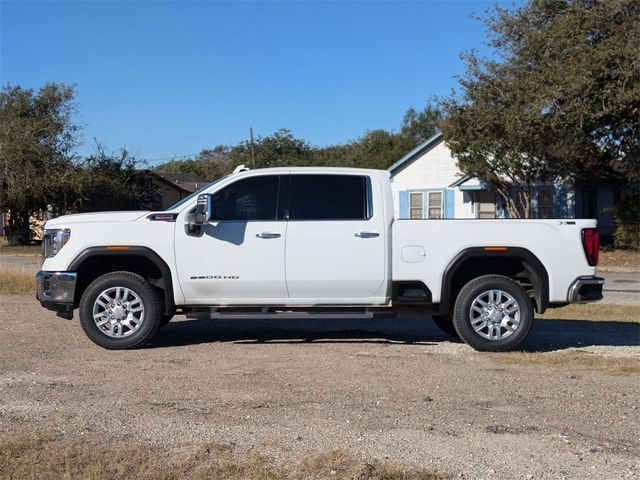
[{"x1": 249, "y1": 127, "x2": 256, "y2": 169}]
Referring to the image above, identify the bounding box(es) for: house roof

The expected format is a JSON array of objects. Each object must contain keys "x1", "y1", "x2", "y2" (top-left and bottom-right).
[
  {"x1": 387, "y1": 131, "x2": 444, "y2": 175},
  {"x1": 448, "y1": 175, "x2": 472, "y2": 188},
  {"x1": 145, "y1": 171, "x2": 210, "y2": 193}
]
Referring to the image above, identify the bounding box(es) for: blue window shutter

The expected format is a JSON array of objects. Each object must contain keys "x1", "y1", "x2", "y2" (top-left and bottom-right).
[
  {"x1": 399, "y1": 191, "x2": 409, "y2": 219},
  {"x1": 444, "y1": 189, "x2": 455, "y2": 218}
]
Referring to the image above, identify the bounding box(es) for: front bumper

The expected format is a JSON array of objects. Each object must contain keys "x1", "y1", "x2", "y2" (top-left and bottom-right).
[
  {"x1": 35, "y1": 271, "x2": 77, "y2": 319},
  {"x1": 567, "y1": 276, "x2": 605, "y2": 304}
]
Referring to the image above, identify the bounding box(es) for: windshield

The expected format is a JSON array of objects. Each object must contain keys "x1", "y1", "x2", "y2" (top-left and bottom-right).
[{"x1": 165, "y1": 175, "x2": 228, "y2": 211}]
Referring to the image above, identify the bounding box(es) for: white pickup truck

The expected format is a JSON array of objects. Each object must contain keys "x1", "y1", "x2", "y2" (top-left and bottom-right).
[{"x1": 36, "y1": 166, "x2": 604, "y2": 351}]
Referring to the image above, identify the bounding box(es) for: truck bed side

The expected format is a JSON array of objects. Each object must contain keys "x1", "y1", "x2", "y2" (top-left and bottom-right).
[{"x1": 391, "y1": 219, "x2": 597, "y2": 304}]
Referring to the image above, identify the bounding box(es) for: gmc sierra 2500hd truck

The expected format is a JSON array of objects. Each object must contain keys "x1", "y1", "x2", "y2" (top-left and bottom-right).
[{"x1": 36, "y1": 166, "x2": 604, "y2": 351}]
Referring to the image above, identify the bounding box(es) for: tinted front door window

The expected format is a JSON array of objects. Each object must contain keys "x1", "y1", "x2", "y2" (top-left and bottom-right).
[{"x1": 211, "y1": 176, "x2": 280, "y2": 221}]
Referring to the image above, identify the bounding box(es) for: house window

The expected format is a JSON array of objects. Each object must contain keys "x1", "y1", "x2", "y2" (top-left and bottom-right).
[
  {"x1": 478, "y1": 190, "x2": 496, "y2": 218},
  {"x1": 428, "y1": 191, "x2": 443, "y2": 219},
  {"x1": 409, "y1": 192, "x2": 424, "y2": 219},
  {"x1": 537, "y1": 187, "x2": 554, "y2": 219}
]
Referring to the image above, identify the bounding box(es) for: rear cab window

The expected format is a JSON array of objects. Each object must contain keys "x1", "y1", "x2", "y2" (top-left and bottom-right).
[{"x1": 287, "y1": 174, "x2": 371, "y2": 221}]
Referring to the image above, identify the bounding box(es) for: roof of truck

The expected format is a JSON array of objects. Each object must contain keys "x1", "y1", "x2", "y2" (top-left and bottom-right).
[{"x1": 231, "y1": 166, "x2": 390, "y2": 177}]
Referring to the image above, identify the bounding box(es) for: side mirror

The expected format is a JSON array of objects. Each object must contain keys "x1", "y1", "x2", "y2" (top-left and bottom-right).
[
  {"x1": 186, "y1": 194, "x2": 213, "y2": 235},
  {"x1": 194, "y1": 193, "x2": 213, "y2": 225}
]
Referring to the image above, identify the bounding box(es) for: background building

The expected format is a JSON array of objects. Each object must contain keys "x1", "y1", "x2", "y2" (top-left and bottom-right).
[{"x1": 388, "y1": 133, "x2": 628, "y2": 238}]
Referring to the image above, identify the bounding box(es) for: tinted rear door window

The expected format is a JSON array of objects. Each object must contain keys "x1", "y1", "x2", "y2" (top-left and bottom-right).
[{"x1": 288, "y1": 174, "x2": 368, "y2": 220}]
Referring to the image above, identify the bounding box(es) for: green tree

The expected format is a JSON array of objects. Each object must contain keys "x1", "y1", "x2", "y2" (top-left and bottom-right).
[
  {"x1": 74, "y1": 145, "x2": 158, "y2": 212},
  {"x1": 608, "y1": 192, "x2": 640, "y2": 250},
  {"x1": 157, "y1": 146, "x2": 231, "y2": 180},
  {"x1": 0, "y1": 83, "x2": 79, "y2": 244},
  {"x1": 400, "y1": 102, "x2": 442, "y2": 145},
  {"x1": 440, "y1": 0, "x2": 640, "y2": 218},
  {"x1": 228, "y1": 128, "x2": 314, "y2": 168},
  {"x1": 349, "y1": 129, "x2": 412, "y2": 170}
]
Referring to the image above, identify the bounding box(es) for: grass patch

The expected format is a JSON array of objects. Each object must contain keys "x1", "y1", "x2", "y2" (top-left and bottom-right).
[
  {"x1": 537, "y1": 303, "x2": 640, "y2": 323},
  {"x1": 491, "y1": 350, "x2": 640, "y2": 376},
  {"x1": 0, "y1": 244, "x2": 41, "y2": 256},
  {"x1": 0, "y1": 266, "x2": 36, "y2": 295},
  {"x1": 0, "y1": 431, "x2": 446, "y2": 480},
  {"x1": 599, "y1": 249, "x2": 640, "y2": 270}
]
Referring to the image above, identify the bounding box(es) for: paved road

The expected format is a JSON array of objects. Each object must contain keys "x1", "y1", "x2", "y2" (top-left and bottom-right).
[
  {"x1": 0, "y1": 254, "x2": 40, "y2": 269},
  {"x1": 601, "y1": 272, "x2": 640, "y2": 306}
]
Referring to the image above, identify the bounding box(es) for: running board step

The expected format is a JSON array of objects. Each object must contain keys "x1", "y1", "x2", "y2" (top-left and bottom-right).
[
  {"x1": 189, "y1": 308, "x2": 383, "y2": 320},
  {"x1": 209, "y1": 311, "x2": 375, "y2": 320}
]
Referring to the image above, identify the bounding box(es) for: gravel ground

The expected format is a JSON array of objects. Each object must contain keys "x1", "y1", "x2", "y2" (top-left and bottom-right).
[
  {"x1": 1, "y1": 295, "x2": 639, "y2": 479},
  {"x1": 601, "y1": 272, "x2": 640, "y2": 306}
]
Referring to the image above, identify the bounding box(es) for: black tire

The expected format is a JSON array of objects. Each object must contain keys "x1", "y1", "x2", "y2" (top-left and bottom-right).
[
  {"x1": 159, "y1": 314, "x2": 173, "y2": 329},
  {"x1": 452, "y1": 274, "x2": 533, "y2": 352},
  {"x1": 431, "y1": 314, "x2": 459, "y2": 338},
  {"x1": 79, "y1": 271, "x2": 162, "y2": 350}
]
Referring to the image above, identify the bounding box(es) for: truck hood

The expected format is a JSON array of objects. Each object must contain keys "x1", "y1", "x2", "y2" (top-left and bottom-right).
[{"x1": 45, "y1": 211, "x2": 150, "y2": 228}]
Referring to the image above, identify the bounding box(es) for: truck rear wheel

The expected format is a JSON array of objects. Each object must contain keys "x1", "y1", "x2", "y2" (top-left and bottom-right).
[
  {"x1": 79, "y1": 271, "x2": 162, "y2": 350},
  {"x1": 452, "y1": 275, "x2": 533, "y2": 352}
]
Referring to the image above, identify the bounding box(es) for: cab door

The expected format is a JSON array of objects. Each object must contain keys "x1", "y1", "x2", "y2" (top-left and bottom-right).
[
  {"x1": 174, "y1": 174, "x2": 288, "y2": 303},
  {"x1": 284, "y1": 173, "x2": 387, "y2": 301}
]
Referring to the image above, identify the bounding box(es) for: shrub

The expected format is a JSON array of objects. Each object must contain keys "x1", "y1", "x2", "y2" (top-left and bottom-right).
[{"x1": 610, "y1": 192, "x2": 640, "y2": 250}]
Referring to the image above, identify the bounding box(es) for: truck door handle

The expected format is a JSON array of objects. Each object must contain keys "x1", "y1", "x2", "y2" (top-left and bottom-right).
[
  {"x1": 355, "y1": 231, "x2": 380, "y2": 238},
  {"x1": 256, "y1": 232, "x2": 281, "y2": 239}
]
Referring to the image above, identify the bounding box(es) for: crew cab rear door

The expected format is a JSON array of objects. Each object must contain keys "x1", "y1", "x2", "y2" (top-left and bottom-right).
[{"x1": 284, "y1": 173, "x2": 387, "y2": 301}]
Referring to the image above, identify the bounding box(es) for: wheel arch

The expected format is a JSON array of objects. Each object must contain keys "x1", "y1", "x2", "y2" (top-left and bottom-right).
[
  {"x1": 439, "y1": 247, "x2": 549, "y2": 315},
  {"x1": 68, "y1": 246, "x2": 175, "y2": 315}
]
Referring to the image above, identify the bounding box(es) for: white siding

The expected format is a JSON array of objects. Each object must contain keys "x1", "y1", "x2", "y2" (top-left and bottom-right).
[
  {"x1": 391, "y1": 141, "x2": 475, "y2": 218},
  {"x1": 456, "y1": 190, "x2": 475, "y2": 218},
  {"x1": 392, "y1": 142, "x2": 460, "y2": 190}
]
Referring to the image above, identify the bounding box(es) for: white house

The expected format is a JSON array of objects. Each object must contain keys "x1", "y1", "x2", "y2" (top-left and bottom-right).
[{"x1": 388, "y1": 132, "x2": 627, "y2": 236}]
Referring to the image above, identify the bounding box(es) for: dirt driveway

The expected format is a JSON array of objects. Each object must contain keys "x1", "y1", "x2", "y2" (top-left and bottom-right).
[{"x1": 1, "y1": 295, "x2": 638, "y2": 479}]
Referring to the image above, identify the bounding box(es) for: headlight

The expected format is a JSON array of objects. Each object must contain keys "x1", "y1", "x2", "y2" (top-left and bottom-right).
[{"x1": 42, "y1": 228, "x2": 71, "y2": 259}]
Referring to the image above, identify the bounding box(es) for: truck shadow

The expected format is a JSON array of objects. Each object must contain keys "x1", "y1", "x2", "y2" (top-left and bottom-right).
[{"x1": 148, "y1": 316, "x2": 640, "y2": 352}]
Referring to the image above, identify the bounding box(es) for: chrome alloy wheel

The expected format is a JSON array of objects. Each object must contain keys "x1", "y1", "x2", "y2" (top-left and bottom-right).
[
  {"x1": 92, "y1": 286, "x2": 145, "y2": 338},
  {"x1": 469, "y1": 289, "x2": 521, "y2": 341}
]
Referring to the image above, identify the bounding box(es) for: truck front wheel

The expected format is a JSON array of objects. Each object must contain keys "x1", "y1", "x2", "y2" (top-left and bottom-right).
[
  {"x1": 79, "y1": 271, "x2": 162, "y2": 350},
  {"x1": 452, "y1": 275, "x2": 533, "y2": 352}
]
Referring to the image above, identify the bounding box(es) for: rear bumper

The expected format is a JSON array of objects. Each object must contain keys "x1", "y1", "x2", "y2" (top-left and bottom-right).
[
  {"x1": 567, "y1": 276, "x2": 605, "y2": 304},
  {"x1": 35, "y1": 271, "x2": 77, "y2": 319}
]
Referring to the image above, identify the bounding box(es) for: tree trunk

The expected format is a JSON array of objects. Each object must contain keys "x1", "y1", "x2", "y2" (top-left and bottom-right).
[
  {"x1": 495, "y1": 184, "x2": 532, "y2": 219},
  {"x1": 516, "y1": 187, "x2": 532, "y2": 219},
  {"x1": 496, "y1": 185, "x2": 520, "y2": 219},
  {"x1": 6, "y1": 210, "x2": 32, "y2": 245}
]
